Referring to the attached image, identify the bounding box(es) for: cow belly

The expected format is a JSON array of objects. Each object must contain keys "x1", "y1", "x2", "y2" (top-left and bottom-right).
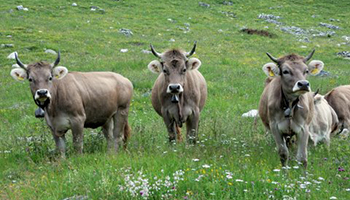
[{"x1": 84, "y1": 115, "x2": 112, "y2": 129}]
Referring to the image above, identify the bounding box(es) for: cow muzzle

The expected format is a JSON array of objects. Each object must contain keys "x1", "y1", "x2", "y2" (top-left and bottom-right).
[
  {"x1": 167, "y1": 84, "x2": 183, "y2": 104},
  {"x1": 35, "y1": 89, "x2": 51, "y2": 102},
  {"x1": 167, "y1": 84, "x2": 183, "y2": 94},
  {"x1": 292, "y1": 80, "x2": 310, "y2": 93}
]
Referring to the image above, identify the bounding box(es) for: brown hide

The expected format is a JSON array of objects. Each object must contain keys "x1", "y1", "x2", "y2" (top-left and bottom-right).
[
  {"x1": 324, "y1": 85, "x2": 350, "y2": 130},
  {"x1": 45, "y1": 71, "x2": 133, "y2": 130}
]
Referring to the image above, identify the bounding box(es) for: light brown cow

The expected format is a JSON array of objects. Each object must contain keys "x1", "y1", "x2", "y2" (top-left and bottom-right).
[
  {"x1": 147, "y1": 42, "x2": 207, "y2": 143},
  {"x1": 258, "y1": 50, "x2": 324, "y2": 168},
  {"x1": 309, "y1": 94, "x2": 339, "y2": 147},
  {"x1": 10, "y1": 52, "x2": 133, "y2": 157},
  {"x1": 324, "y1": 85, "x2": 350, "y2": 135}
]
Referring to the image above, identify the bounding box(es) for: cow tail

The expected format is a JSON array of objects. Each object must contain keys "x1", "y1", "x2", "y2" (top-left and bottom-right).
[
  {"x1": 123, "y1": 120, "x2": 131, "y2": 150},
  {"x1": 175, "y1": 124, "x2": 183, "y2": 142}
]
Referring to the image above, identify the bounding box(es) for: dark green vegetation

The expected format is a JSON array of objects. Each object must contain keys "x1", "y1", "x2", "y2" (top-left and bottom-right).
[{"x1": 1, "y1": 0, "x2": 350, "y2": 199}]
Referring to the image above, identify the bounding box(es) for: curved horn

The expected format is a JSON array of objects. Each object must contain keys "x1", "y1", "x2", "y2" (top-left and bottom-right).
[
  {"x1": 15, "y1": 52, "x2": 27, "y2": 70},
  {"x1": 314, "y1": 88, "x2": 319, "y2": 97},
  {"x1": 150, "y1": 44, "x2": 161, "y2": 59},
  {"x1": 186, "y1": 41, "x2": 197, "y2": 58},
  {"x1": 51, "y1": 51, "x2": 60, "y2": 68},
  {"x1": 304, "y1": 49, "x2": 315, "y2": 62},
  {"x1": 266, "y1": 52, "x2": 279, "y2": 63}
]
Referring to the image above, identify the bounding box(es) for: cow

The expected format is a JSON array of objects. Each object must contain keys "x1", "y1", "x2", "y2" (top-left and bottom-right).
[
  {"x1": 258, "y1": 50, "x2": 324, "y2": 168},
  {"x1": 324, "y1": 85, "x2": 350, "y2": 135},
  {"x1": 10, "y1": 52, "x2": 133, "y2": 157},
  {"x1": 309, "y1": 93, "x2": 339, "y2": 147},
  {"x1": 147, "y1": 42, "x2": 207, "y2": 144}
]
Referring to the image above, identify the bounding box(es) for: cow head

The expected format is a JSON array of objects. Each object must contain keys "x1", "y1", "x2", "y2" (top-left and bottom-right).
[
  {"x1": 10, "y1": 52, "x2": 68, "y2": 108},
  {"x1": 262, "y1": 50, "x2": 324, "y2": 97},
  {"x1": 148, "y1": 42, "x2": 201, "y2": 103}
]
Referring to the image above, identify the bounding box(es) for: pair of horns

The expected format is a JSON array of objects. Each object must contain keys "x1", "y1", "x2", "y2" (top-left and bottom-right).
[
  {"x1": 150, "y1": 41, "x2": 197, "y2": 59},
  {"x1": 15, "y1": 51, "x2": 61, "y2": 70},
  {"x1": 266, "y1": 49, "x2": 315, "y2": 63}
]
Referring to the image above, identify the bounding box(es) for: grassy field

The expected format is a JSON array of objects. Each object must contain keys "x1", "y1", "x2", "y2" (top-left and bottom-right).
[{"x1": 1, "y1": 0, "x2": 350, "y2": 199}]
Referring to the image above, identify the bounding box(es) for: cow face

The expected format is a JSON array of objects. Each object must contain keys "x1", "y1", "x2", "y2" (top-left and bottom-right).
[
  {"x1": 262, "y1": 50, "x2": 324, "y2": 97},
  {"x1": 148, "y1": 42, "x2": 200, "y2": 103},
  {"x1": 10, "y1": 52, "x2": 68, "y2": 107}
]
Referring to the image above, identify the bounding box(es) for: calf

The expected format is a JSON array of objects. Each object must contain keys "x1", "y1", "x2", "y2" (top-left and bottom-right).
[{"x1": 309, "y1": 94, "x2": 339, "y2": 147}]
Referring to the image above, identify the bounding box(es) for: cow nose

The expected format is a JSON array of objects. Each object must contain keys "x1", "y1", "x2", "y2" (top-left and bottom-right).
[
  {"x1": 37, "y1": 89, "x2": 48, "y2": 96},
  {"x1": 167, "y1": 84, "x2": 183, "y2": 94},
  {"x1": 297, "y1": 81, "x2": 310, "y2": 88},
  {"x1": 170, "y1": 85, "x2": 180, "y2": 91}
]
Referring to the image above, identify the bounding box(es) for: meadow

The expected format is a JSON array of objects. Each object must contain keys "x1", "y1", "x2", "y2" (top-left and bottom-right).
[{"x1": 0, "y1": 0, "x2": 350, "y2": 199}]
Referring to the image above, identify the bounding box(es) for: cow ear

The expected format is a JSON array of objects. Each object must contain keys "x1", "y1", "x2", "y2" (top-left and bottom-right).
[
  {"x1": 262, "y1": 62, "x2": 279, "y2": 77},
  {"x1": 10, "y1": 68, "x2": 27, "y2": 81},
  {"x1": 187, "y1": 58, "x2": 202, "y2": 70},
  {"x1": 313, "y1": 94, "x2": 323, "y2": 104},
  {"x1": 308, "y1": 60, "x2": 324, "y2": 76},
  {"x1": 53, "y1": 66, "x2": 68, "y2": 80},
  {"x1": 148, "y1": 60, "x2": 162, "y2": 74}
]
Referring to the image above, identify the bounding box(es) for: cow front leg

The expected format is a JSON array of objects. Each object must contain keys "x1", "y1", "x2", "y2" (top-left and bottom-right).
[
  {"x1": 186, "y1": 110, "x2": 199, "y2": 144},
  {"x1": 271, "y1": 124, "x2": 289, "y2": 166},
  {"x1": 297, "y1": 127, "x2": 309, "y2": 168},
  {"x1": 71, "y1": 119, "x2": 84, "y2": 154},
  {"x1": 53, "y1": 134, "x2": 66, "y2": 158},
  {"x1": 102, "y1": 118, "x2": 114, "y2": 153},
  {"x1": 161, "y1": 110, "x2": 176, "y2": 143}
]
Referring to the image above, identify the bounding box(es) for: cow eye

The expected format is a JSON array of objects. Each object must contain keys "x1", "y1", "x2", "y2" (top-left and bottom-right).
[
  {"x1": 183, "y1": 68, "x2": 187, "y2": 73},
  {"x1": 28, "y1": 77, "x2": 33, "y2": 82},
  {"x1": 163, "y1": 69, "x2": 168, "y2": 74},
  {"x1": 282, "y1": 70, "x2": 289, "y2": 75},
  {"x1": 49, "y1": 76, "x2": 53, "y2": 81},
  {"x1": 305, "y1": 70, "x2": 309, "y2": 74}
]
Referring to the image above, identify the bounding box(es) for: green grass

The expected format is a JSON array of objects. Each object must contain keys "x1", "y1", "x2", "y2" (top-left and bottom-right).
[{"x1": 1, "y1": 0, "x2": 350, "y2": 199}]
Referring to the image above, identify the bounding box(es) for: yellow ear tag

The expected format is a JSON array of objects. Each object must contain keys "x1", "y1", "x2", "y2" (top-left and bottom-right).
[
  {"x1": 269, "y1": 70, "x2": 275, "y2": 77},
  {"x1": 18, "y1": 76, "x2": 24, "y2": 81},
  {"x1": 55, "y1": 75, "x2": 59, "y2": 78},
  {"x1": 311, "y1": 69, "x2": 319, "y2": 75}
]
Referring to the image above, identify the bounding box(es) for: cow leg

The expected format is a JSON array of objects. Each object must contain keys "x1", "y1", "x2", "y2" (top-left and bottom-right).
[
  {"x1": 271, "y1": 124, "x2": 289, "y2": 166},
  {"x1": 112, "y1": 107, "x2": 129, "y2": 153},
  {"x1": 102, "y1": 118, "x2": 114, "y2": 153},
  {"x1": 71, "y1": 119, "x2": 84, "y2": 154},
  {"x1": 53, "y1": 134, "x2": 66, "y2": 158},
  {"x1": 296, "y1": 127, "x2": 309, "y2": 168},
  {"x1": 162, "y1": 110, "x2": 176, "y2": 143},
  {"x1": 186, "y1": 110, "x2": 199, "y2": 144}
]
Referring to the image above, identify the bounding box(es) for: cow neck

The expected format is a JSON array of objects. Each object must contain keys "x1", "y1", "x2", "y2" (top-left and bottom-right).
[{"x1": 281, "y1": 87, "x2": 300, "y2": 119}]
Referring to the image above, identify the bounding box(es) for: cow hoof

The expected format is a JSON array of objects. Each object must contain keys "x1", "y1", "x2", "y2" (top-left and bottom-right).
[{"x1": 35, "y1": 108, "x2": 45, "y2": 118}]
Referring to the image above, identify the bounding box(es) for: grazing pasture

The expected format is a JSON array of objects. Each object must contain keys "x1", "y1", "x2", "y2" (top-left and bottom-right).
[{"x1": 1, "y1": 0, "x2": 350, "y2": 199}]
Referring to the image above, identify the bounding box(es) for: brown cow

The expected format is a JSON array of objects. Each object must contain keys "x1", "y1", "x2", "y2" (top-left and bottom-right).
[
  {"x1": 147, "y1": 42, "x2": 207, "y2": 143},
  {"x1": 258, "y1": 50, "x2": 324, "y2": 168},
  {"x1": 10, "y1": 52, "x2": 133, "y2": 157},
  {"x1": 324, "y1": 85, "x2": 350, "y2": 135}
]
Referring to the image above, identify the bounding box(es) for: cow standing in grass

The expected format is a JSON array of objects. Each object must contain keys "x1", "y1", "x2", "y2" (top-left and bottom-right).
[
  {"x1": 324, "y1": 85, "x2": 350, "y2": 135},
  {"x1": 258, "y1": 50, "x2": 324, "y2": 168},
  {"x1": 309, "y1": 93, "x2": 339, "y2": 147},
  {"x1": 147, "y1": 42, "x2": 207, "y2": 143},
  {"x1": 10, "y1": 52, "x2": 133, "y2": 157}
]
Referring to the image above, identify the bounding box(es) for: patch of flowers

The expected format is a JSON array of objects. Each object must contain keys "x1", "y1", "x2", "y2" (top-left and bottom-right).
[{"x1": 118, "y1": 168, "x2": 184, "y2": 199}]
